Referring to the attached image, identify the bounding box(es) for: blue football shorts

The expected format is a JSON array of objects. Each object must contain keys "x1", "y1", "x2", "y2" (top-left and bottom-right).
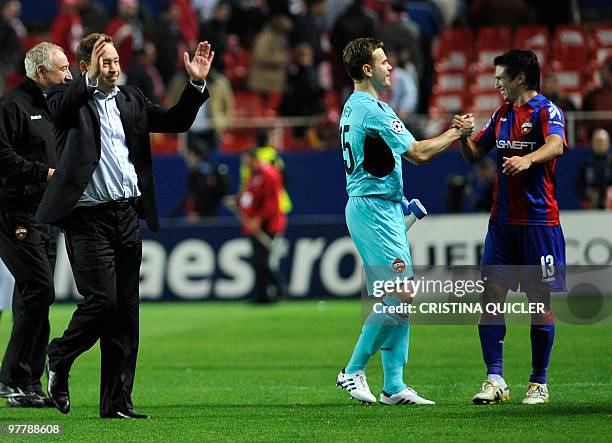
[
  {"x1": 481, "y1": 218, "x2": 567, "y2": 292},
  {"x1": 345, "y1": 196, "x2": 414, "y2": 296}
]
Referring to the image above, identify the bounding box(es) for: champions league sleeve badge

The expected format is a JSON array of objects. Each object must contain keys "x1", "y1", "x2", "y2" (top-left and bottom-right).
[{"x1": 391, "y1": 120, "x2": 405, "y2": 134}]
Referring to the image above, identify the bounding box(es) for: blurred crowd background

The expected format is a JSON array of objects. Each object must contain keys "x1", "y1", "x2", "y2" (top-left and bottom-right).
[{"x1": 1, "y1": 0, "x2": 611, "y2": 217}]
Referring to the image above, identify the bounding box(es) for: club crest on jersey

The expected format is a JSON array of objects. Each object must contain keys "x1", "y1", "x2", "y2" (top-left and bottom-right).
[
  {"x1": 521, "y1": 121, "x2": 533, "y2": 134},
  {"x1": 391, "y1": 120, "x2": 405, "y2": 134},
  {"x1": 392, "y1": 258, "x2": 405, "y2": 273},
  {"x1": 15, "y1": 225, "x2": 27, "y2": 240}
]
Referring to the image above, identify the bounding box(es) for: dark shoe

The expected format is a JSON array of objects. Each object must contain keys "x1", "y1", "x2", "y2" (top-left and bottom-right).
[
  {"x1": 127, "y1": 409, "x2": 151, "y2": 419},
  {"x1": 31, "y1": 389, "x2": 57, "y2": 408},
  {"x1": 7, "y1": 392, "x2": 46, "y2": 408},
  {"x1": 0, "y1": 382, "x2": 21, "y2": 398},
  {"x1": 46, "y1": 364, "x2": 70, "y2": 414},
  {"x1": 101, "y1": 410, "x2": 151, "y2": 419}
]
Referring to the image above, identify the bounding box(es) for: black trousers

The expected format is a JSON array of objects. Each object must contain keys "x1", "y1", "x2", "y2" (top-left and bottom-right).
[
  {"x1": 250, "y1": 233, "x2": 286, "y2": 303},
  {"x1": 47, "y1": 199, "x2": 141, "y2": 416},
  {"x1": 0, "y1": 197, "x2": 56, "y2": 391}
]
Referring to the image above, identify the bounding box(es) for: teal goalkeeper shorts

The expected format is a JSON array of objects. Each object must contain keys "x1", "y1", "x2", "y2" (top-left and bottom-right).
[{"x1": 345, "y1": 196, "x2": 414, "y2": 296}]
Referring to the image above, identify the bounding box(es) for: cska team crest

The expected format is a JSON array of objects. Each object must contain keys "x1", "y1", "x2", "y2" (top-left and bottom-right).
[
  {"x1": 15, "y1": 225, "x2": 28, "y2": 240},
  {"x1": 392, "y1": 258, "x2": 405, "y2": 273},
  {"x1": 521, "y1": 121, "x2": 533, "y2": 134}
]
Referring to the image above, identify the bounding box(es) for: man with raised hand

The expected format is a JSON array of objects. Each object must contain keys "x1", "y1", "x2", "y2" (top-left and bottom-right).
[{"x1": 36, "y1": 33, "x2": 214, "y2": 418}]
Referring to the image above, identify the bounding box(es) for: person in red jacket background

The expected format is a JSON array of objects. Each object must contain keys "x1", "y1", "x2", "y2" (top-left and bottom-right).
[{"x1": 238, "y1": 149, "x2": 287, "y2": 304}]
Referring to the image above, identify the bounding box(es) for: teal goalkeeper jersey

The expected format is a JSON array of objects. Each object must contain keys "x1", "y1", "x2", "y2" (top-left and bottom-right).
[{"x1": 339, "y1": 90, "x2": 415, "y2": 202}]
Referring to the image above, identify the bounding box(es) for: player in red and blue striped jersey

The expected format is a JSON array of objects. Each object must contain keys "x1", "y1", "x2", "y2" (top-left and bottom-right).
[{"x1": 457, "y1": 49, "x2": 567, "y2": 405}]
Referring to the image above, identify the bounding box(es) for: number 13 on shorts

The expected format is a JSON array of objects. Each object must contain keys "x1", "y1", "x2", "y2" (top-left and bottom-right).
[{"x1": 540, "y1": 254, "x2": 555, "y2": 281}]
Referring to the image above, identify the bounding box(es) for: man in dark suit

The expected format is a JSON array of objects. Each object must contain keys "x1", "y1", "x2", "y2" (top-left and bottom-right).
[
  {"x1": 36, "y1": 33, "x2": 214, "y2": 418},
  {"x1": 0, "y1": 42, "x2": 72, "y2": 408}
]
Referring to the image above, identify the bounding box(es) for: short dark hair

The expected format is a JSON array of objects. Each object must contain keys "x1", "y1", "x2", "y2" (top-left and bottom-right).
[
  {"x1": 342, "y1": 37, "x2": 384, "y2": 81},
  {"x1": 76, "y1": 33, "x2": 113, "y2": 65},
  {"x1": 494, "y1": 49, "x2": 541, "y2": 91}
]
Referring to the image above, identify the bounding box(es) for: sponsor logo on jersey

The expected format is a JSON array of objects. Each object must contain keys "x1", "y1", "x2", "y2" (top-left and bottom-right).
[
  {"x1": 392, "y1": 258, "x2": 406, "y2": 273},
  {"x1": 30, "y1": 115, "x2": 42, "y2": 120},
  {"x1": 521, "y1": 121, "x2": 533, "y2": 134},
  {"x1": 391, "y1": 120, "x2": 405, "y2": 134},
  {"x1": 496, "y1": 140, "x2": 537, "y2": 150},
  {"x1": 547, "y1": 103, "x2": 561, "y2": 120},
  {"x1": 15, "y1": 225, "x2": 27, "y2": 240}
]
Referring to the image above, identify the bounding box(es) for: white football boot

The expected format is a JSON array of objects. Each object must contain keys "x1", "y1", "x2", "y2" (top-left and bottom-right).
[
  {"x1": 379, "y1": 387, "x2": 435, "y2": 405},
  {"x1": 472, "y1": 379, "x2": 510, "y2": 405},
  {"x1": 522, "y1": 383, "x2": 549, "y2": 404},
  {"x1": 336, "y1": 369, "x2": 376, "y2": 404}
]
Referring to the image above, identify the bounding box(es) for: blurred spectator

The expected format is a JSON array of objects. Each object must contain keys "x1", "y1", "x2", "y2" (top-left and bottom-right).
[
  {"x1": 126, "y1": 41, "x2": 165, "y2": 104},
  {"x1": 187, "y1": 65, "x2": 235, "y2": 151},
  {"x1": 238, "y1": 149, "x2": 287, "y2": 303},
  {"x1": 248, "y1": 15, "x2": 293, "y2": 96},
  {"x1": 192, "y1": 0, "x2": 221, "y2": 21},
  {"x1": 78, "y1": 0, "x2": 107, "y2": 35},
  {"x1": 150, "y1": 1, "x2": 183, "y2": 86},
  {"x1": 576, "y1": 129, "x2": 612, "y2": 209},
  {"x1": 0, "y1": 0, "x2": 24, "y2": 94},
  {"x1": 325, "y1": 0, "x2": 351, "y2": 31},
  {"x1": 430, "y1": 0, "x2": 464, "y2": 26},
  {"x1": 583, "y1": 62, "x2": 612, "y2": 135},
  {"x1": 51, "y1": 0, "x2": 84, "y2": 66},
  {"x1": 227, "y1": 0, "x2": 267, "y2": 48},
  {"x1": 279, "y1": 43, "x2": 325, "y2": 138},
  {"x1": 386, "y1": 50, "x2": 418, "y2": 117},
  {"x1": 268, "y1": 0, "x2": 292, "y2": 17},
  {"x1": 291, "y1": 0, "x2": 326, "y2": 66},
  {"x1": 173, "y1": 0, "x2": 198, "y2": 50},
  {"x1": 542, "y1": 73, "x2": 577, "y2": 113},
  {"x1": 467, "y1": 157, "x2": 495, "y2": 212},
  {"x1": 330, "y1": 0, "x2": 378, "y2": 94},
  {"x1": 377, "y1": 1, "x2": 423, "y2": 81},
  {"x1": 169, "y1": 141, "x2": 231, "y2": 220},
  {"x1": 106, "y1": 0, "x2": 146, "y2": 70},
  {"x1": 530, "y1": 0, "x2": 571, "y2": 29},
  {"x1": 199, "y1": 1, "x2": 231, "y2": 73},
  {"x1": 330, "y1": 0, "x2": 377, "y2": 51},
  {"x1": 469, "y1": 0, "x2": 536, "y2": 26},
  {"x1": 240, "y1": 131, "x2": 293, "y2": 214}
]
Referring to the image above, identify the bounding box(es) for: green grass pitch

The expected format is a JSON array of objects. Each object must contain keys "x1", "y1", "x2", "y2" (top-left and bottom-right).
[{"x1": 0, "y1": 300, "x2": 610, "y2": 442}]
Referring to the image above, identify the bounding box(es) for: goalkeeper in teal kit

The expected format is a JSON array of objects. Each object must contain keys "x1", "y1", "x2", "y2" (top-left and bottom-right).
[{"x1": 336, "y1": 38, "x2": 474, "y2": 405}]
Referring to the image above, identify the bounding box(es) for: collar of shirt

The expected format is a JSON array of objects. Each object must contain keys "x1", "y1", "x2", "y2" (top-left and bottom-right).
[{"x1": 93, "y1": 86, "x2": 120, "y2": 100}]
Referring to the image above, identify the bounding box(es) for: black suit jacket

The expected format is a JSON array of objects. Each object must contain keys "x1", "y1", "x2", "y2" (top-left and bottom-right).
[{"x1": 35, "y1": 75, "x2": 209, "y2": 232}]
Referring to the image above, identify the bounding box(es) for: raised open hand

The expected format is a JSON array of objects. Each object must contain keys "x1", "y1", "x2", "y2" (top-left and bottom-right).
[
  {"x1": 184, "y1": 41, "x2": 215, "y2": 82},
  {"x1": 87, "y1": 36, "x2": 107, "y2": 84}
]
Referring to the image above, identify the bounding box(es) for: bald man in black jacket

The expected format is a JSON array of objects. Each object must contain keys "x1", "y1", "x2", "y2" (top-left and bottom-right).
[{"x1": 0, "y1": 42, "x2": 72, "y2": 407}]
